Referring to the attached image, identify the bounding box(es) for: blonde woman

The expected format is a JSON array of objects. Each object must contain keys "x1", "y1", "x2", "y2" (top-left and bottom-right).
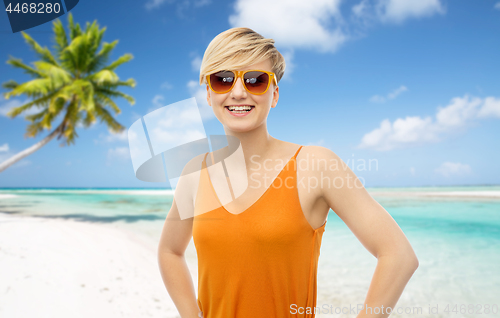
[{"x1": 158, "y1": 27, "x2": 419, "y2": 318}]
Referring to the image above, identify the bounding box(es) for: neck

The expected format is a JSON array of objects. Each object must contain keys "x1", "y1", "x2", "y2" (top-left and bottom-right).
[{"x1": 223, "y1": 122, "x2": 278, "y2": 162}]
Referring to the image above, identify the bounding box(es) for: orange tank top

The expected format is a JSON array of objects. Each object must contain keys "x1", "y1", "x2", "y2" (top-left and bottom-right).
[{"x1": 192, "y1": 145, "x2": 327, "y2": 318}]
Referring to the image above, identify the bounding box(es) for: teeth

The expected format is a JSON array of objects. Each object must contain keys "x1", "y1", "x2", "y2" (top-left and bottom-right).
[{"x1": 228, "y1": 105, "x2": 252, "y2": 111}]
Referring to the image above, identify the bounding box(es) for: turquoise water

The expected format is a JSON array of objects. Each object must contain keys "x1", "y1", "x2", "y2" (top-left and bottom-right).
[
  {"x1": 1, "y1": 186, "x2": 499, "y2": 317},
  {"x1": 0, "y1": 188, "x2": 173, "y2": 219},
  {"x1": 319, "y1": 193, "x2": 500, "y2": 318}
]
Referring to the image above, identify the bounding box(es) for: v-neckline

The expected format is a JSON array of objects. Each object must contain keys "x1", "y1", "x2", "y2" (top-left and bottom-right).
[{"x1": 203, "y1": 146, "x2": 302, "y2": 216}]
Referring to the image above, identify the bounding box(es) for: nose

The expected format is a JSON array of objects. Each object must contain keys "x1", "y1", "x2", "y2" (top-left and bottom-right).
[{"x1": 230, "y1": 76, "x2": 247, "y2": 98}]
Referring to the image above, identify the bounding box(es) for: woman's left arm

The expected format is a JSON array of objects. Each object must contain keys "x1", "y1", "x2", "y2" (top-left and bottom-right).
[{"x1": 314, "y1": 146, "x2": 419, "y2": 318}]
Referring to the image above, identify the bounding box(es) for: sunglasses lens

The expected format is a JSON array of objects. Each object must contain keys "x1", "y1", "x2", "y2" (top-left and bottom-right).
[
  {"x1": 210, "y1": 71, "x2": 235, "y2": 93},
  {"x1": 209, "y1": 70, "x2": 272, "y2": 94},
  {"x1": 243, "y1": 71, "x2": 269, "y2": 94}
]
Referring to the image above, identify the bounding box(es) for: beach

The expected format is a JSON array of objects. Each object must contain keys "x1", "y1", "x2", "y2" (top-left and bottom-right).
[
  {"x1": 0, "y1": 209, "x2": 198, "y2": 318},
  {"x1": 1, "y1": 187, "x2": 499, "y2": 318}
]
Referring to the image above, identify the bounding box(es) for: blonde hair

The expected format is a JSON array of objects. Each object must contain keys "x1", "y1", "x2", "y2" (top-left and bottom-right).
[{"x1": 199, "y1": 27, "x2": 286, "y2": 86}]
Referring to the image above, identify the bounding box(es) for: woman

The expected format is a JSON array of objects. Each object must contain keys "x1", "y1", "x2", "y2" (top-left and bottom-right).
[{"x1": 158, "y1": 27, "x2": 419, "y2": 318}]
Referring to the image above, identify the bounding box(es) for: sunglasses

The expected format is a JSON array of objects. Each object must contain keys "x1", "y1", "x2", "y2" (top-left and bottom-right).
[{"x1": 206, "y1": 69, "x2": 277, "y2": 95}]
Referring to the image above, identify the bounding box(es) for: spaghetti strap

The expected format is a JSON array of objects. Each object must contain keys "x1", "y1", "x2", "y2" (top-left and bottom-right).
[{"x1": 292, "y1": 145, "x2": 303, "y2": 159}]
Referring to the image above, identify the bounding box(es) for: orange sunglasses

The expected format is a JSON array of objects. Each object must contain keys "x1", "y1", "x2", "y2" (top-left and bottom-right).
[{"x1": 206, "y1": 69, "x2": 278, "y2": 95}]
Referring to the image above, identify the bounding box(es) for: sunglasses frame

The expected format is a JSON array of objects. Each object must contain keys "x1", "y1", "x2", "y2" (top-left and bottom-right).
[{"x1": 206, "y1": 69, "x2": 278, "y2": 95}]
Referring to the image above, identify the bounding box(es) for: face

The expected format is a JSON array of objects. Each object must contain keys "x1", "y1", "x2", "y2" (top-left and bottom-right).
[{"x1": 206, "y1": 58, "x2": 279, "y2": 133}]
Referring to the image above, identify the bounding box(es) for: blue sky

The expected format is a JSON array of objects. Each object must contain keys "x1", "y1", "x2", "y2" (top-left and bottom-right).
[{"x1": 0, "y1": 0, "x2": 499, "y2": 188}]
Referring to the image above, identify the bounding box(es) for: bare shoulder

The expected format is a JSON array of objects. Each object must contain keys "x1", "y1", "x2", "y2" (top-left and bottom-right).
[
  {"x1": 297, "y1": 145, "x2": 344, "y2": 171},
  {"x1": 297, "y1": 145, "x2": 366, "y2": 200},
  {"x1": 299, "y1": 145, "x2": 337, "y2": 156}
]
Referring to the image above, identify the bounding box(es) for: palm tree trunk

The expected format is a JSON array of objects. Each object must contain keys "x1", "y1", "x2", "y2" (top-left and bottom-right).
[{"x1": 0, "y1": 122, "x2": 64, "y2": 173}]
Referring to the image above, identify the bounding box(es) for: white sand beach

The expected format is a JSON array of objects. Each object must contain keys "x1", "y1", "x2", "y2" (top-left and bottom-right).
[
  {"x1": 0, "y1": 212, "x2": 197, "y2": 318},
  {"x1": 0, "y1": 194, "x2": 18, "y2": 199}
]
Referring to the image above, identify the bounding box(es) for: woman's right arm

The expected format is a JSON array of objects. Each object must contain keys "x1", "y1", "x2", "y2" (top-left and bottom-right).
[{"x1": 157, "y1": 165, "x2": 202, "y2": 318}]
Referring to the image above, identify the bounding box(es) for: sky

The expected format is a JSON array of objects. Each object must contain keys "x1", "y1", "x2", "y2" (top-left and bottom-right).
[{"x1": 0, "y1": 0, "x2": 499, "y2": 188}]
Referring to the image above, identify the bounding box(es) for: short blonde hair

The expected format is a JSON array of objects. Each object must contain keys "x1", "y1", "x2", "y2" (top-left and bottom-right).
[{"x1": 199, "y1": 27, "x2": 286, "y2": 86}]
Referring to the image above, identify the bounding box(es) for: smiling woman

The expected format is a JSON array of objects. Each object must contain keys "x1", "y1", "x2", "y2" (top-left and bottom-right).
[{"x1": 157, "y1": 27, "x2": 419, "y2": 318}]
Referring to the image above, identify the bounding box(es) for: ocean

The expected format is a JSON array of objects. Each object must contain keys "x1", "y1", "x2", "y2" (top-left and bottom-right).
[{"x1": 0, "y1": 186, "x2": 499, "y2": 318}]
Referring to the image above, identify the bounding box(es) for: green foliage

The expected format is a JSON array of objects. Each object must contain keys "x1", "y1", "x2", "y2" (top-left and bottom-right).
[{"x1": 2, "y1": 13, "x2": 136, "y2": 146}]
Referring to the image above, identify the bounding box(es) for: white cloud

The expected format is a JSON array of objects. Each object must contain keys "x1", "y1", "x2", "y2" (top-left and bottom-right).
[
  {"x1": 107, "y1": 146, "x2": 130, "y2": 160},
  {"x1": 359, "y1": 94, "x2": 500, "y2": 151},
  {"x1": 495, "y1": 2, "x2": 500, "y2": 10},
  {"x1": 152, "y1": 94, "x2": 165, "y2": 110},
  {"x1": 353, "y1": 0, "x2": 369, "y2": 17},
  {"x1": 369, "y1": 95, "x2": 386, "y2": 103},
  {"x1": 160, "y1": 81, "x2": 173, "y2": 90},
  {"x1": 0, "y1": 98, "x2": 38, "y2": 117},
  {"x1": 376, "y1": 0, "x2": 446, "y2": 24},
  {"x1": 434, "y1": 162, "x2": 472, "y2": 178},
  {"x1": 359, "y1": 116, "x2": 436, "y2": 151},
  {"x1": 307, "y1": 139, "x2": 325, "y2": 146},
  {"x1": 280, "y1": 50, "x2": 295, "y2": 82},
  {"x1": 75, "y1": 120, "x2": 99, "y2": 129},
  {"x1": 145, "y1": 0, "x2": 173, "y2": 10},
  {"x1": 229, "y1": 0, "x2": 348, "y2": 53},
  {"x1": 103, "y1": 129, "x2": 128, "y2": 143},
  {"x1": 0, "y1": 143, "x2": 9, "y2": 152},
  {"x1": 370, "y1": 85, "x2": 408, "y2": 103},
  {"x1": 191, "y1": 55, "x2": 202, "y2": 73},
  {"x1": 477, "y1": 96, "x2": 500, "y2": 118},
  {"x1": 409, "y1": 166, "x2": 416, "y2": 176},
  {"x1": 435, "y1": 95, "x2": 482, "y2": 127},
  {"x1": 387, "y1": 85, "x2": 408, "y2": 99}
]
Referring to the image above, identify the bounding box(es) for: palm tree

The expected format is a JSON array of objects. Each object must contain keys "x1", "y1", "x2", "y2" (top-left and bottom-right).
[{"x1": 0, "y1": 13, "x2": 135, "y2": 173}]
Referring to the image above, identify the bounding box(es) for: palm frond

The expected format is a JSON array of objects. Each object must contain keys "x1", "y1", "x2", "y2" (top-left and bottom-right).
[
  {"x1": 102, "y1": 53, "x2": 133, "y2": 71},
  {"x1": 95, "y1": 92, "x2": 121, "y2": 114},
  {"x1": 24, "y1": 108, "x2": 49, "y2": 122},
  {"x1": 87, "y1": 69, "x2": 119, "y2": 85},
  {"x1": 4, "y1": 78, "x2": 54, "y2": 99},
  {"x1": 25, "y1": 121, "x2": 45, "y2": 138},
  {"x1": 86, "y1": 40, "x2": 118, "y2": 74},
  {"x1": 6, "y1": 90, "x2": 60, "y2": 118},
  {"x1": 2, "y1": 79, "x2": 19, "y2": 90},
  {"x1": 33, "y1": 61, "x2": 72, "y2": 87},
  {"x1": 94, "y1": 103, "x2": 125, "y2": 133},
  {"x1": 95, "y1": 87, "x2": 135, "y2": 105},
  {"x1": 21, "y1": 32, "x2": 59, "y2": 66},
  {"x1": 84, "y1": 20, "x2": 104, "y2": 60},
  {"x1": 62, "y1": 34, "x2": 86, "y2": 72},
  {"x1": 6, "y1": 57, "x2": 44, "y2": 78},
  {"x1": 68, "y1": 13, "x2": 82, "y2": 41},
  {"x1": 52, "y1": 18, "x2": 68, "y2": 56},
  {"x1": 105, "y1": 78, "x2": 136, "y2": 89}
]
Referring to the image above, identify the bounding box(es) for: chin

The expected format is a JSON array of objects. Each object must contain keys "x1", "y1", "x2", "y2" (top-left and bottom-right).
[{"x1": 223, "y1": 122, "x2": 256, "y2": 133}]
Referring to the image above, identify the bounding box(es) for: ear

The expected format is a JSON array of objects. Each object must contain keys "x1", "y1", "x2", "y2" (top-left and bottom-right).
[
  {"x1": 206, "y1": 85, "x2": 212, "y2": 107},
  {"x1": 271, "y1": 85, "x2": 279, "y2": 108}
]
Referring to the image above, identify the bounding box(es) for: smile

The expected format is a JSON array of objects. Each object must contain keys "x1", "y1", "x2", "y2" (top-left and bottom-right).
[{"x1": 225, "y1": 105, "x2": 255, "y2": 117}]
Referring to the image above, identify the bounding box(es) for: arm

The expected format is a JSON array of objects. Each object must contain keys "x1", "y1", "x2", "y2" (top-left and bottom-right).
[
  {"x1": 314, "y1": 146, "x2": 419, "y2": 318},
  {"x1": 157, "y1": 163, "x2": 202, "y2": 318}
]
